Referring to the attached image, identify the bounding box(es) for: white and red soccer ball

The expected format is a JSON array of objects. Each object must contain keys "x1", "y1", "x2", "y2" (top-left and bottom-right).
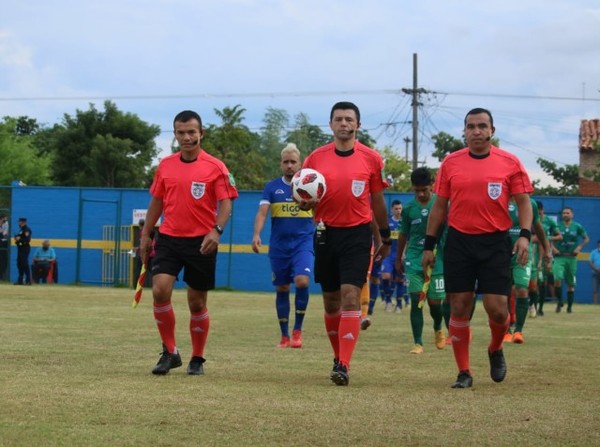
[{"x1": 291, "y1": 168, "x2": 327, "y2": 202}]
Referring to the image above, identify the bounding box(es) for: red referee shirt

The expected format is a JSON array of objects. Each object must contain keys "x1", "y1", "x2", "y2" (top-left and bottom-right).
[
  {"x1": 150, "y1": 151, "x2": 238, "y2": 237},
  {"x1": 435, "y1": 146, "x2": 532, "y2": 234},
  {"x1": 303, "y1": 141, "x2": 387, "y2": 227}
]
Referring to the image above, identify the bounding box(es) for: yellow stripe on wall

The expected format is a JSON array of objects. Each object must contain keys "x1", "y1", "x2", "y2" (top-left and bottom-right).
[{"x1": 19, "y1": 239, "x2": 265, "y2": 254}]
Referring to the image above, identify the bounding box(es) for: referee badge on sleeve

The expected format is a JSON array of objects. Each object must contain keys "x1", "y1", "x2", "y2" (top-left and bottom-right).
[{"x1": 487, "y1": 182, "x2": 502, "y2": 200}]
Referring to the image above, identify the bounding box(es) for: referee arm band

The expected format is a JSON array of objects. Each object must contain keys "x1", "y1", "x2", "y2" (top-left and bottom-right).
[
  {"x1": 424, "y1": 235, "x2": 437, "y2": 251},
  {"x1": 379, "y1": 228, "x2": 391, "y2": 239},
  {"x1": 519, "y1": 228, "x2": 531, "y2": 241}
]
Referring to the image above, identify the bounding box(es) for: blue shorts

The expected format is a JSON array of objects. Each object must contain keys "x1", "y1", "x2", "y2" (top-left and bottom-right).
[
  {"x1": 270, "y1": 249, "x2": 314, "y2": 286},
  {"x1": 370, "y1": 260, "x2": 382, "y2": 280},
  {"x1": 380, "y1": 256, "x2": 396, "y2": 276}
]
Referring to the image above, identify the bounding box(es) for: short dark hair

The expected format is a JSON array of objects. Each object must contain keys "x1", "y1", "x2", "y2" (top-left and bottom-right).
[
  {"x1": 536, "y1": 200, "x2": 544, "y2": 210},
  {"x1": 410, "y1": 167, "x2": 432, "y2": 186},
  {"x1": 330, "y1": 101, "x2": 360, "y2": 123},
  {"x1": 391, "y1": 200, "x2": 402, "y2": 206},
  {"x1": 464, "y1": 107, "x2": 494, "y2": 127},
  {"x1": 173, "y1": 110, "x2": 203, "y2": 129}
]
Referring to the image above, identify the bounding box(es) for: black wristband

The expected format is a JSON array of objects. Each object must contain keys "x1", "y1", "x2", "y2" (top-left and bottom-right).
[
  {"x1": 379, "y1": 228, "x2": 391, "y2": 239},
  {"x1": 519, "y1": 228, "x2": 531, "y2": 241},
  {"x1": 424, "y1": 235, "x2": 437, "y2": 251},
  {"x1": 214, "y1": 224, "x2": 224, "y2": 235}
]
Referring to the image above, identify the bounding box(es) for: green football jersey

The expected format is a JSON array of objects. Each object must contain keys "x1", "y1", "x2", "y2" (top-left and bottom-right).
[
  {"x1": 399, "y1": 193, "x2": 446, "y2": 275},
  {"x1": 541, "y1": 215, "x2": 558, "y2": 238},
  {"x1": 554, "y1": 220, "x2": 588, "y2": 254},
  {"x1": 508, "y1": 197, "x2": 540, "y2": 245}
]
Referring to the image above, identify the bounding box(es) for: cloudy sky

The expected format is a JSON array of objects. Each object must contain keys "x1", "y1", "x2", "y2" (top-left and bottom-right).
[{"x1": 2, "y1": 0, "x2": 600, "y2": 186}]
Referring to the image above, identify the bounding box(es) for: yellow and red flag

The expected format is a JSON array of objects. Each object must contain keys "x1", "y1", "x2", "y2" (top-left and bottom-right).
[
  {"x1": 418, "y1": 249, "x2": 436, "y2": 309},
  {"x1": 132, "y1": 263, "x2": 147, "y2": 308}
]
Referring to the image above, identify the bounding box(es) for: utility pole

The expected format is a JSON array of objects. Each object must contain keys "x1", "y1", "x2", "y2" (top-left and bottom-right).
[
  {"x1": 403, "y1": 136, "x2": 411, "y2": 162},
  {"x1": 402, "y1": 53, "x2": 430, "y2": 170},
  {"x1": 411, "y1": 53, "x2": 419, "y2": 171}
]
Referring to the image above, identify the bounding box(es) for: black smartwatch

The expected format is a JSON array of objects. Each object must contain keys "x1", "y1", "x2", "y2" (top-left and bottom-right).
[{"x1": 214, "y1": 224, "x2": 224, "y2": 235}]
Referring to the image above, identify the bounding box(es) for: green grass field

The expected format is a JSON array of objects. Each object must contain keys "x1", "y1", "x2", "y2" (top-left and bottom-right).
[{"x1": 1, "y1": 284, "x2": 599, "y2": 447}]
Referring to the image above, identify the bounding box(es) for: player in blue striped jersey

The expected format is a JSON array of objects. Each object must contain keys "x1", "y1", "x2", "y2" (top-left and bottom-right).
[{"x1": 252, "y1": 143, "x2": 315, "y2": 348}]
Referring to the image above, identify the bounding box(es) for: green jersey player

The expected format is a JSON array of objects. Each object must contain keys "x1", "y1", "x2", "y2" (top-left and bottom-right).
[
  {"x1": 396, "y1": 168, "x2": 447, "y2": 354},
  {"x1": 552, "y1": 207, "x2": 589, "y2": 313}
]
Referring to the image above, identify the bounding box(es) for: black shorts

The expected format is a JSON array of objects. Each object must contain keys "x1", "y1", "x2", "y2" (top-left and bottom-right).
[
  {"x1": 314, "y1": 223, "x2": 371, "y2": 292},
  {"x1": 151, "y1": 232, "x2": 216, "y2": 291},
  {"x1": 443, "y1": 227, "x2": 512, "y2": 296}
]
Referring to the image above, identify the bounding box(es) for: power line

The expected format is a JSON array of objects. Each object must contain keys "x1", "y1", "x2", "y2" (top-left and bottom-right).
[
  {"x1": 2, "y1": 89, "x2": 599, "y2": 103},
  {"x1": 438, "y1": 91, "x2": 600, "y2": 102},
  {"x1": 0, "y1": 89, "x2": 404, "y2": 102}
]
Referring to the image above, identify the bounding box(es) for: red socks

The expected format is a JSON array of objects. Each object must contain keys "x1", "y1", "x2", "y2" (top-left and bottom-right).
[
  {"x1": 190, "y1": 309, "x2": 210, "y2": 358},
  {"x1": 489, "y1": 314, "x2": 510, "y2": 353},
  {"x1": 338, "y1": 311, "x2": 361, "y2": 367},
  {"x1": 449, "y1": 316, "x2": 471, "y2": 373},
  {"x1": 324, "y1": 311, "x2": 341, "y2": 360},
  {"x1": 153, "y1": 301, "x2": 177, "y2": 353}
]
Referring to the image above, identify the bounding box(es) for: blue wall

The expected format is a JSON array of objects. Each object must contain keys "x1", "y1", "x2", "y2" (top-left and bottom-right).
[{"x1": 5, "y1": 185, "x2": 600, "y2": 303}]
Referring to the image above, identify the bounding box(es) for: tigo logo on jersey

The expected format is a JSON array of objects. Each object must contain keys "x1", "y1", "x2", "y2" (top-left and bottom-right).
[
  {"x1": 351, "y1": 180, "x2": 365, "y2": 197},
  {"x1": 487, "y1": 182, "x2": 502, "y2": 200},
  {"x1": 191, "y1": 182, "x2": 206, "y2": 199}
]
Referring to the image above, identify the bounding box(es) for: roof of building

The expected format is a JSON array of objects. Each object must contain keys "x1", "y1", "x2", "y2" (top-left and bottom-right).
[{"x1": 579, "y1": 119, "x2": 600, "y2": 151}]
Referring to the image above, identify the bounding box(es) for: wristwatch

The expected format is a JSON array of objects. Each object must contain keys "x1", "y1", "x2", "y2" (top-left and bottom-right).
[{"x1": 214, "y1": 224, "x2": 224, "y2": 235}]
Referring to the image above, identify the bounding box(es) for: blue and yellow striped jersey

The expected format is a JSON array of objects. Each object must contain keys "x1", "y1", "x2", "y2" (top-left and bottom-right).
[{"x1": 261, "y1": 177, "x2": 315, "y2": 257}]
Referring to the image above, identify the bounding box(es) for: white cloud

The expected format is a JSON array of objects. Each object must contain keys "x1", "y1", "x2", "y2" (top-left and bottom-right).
[{"x1": 0, "y1": 0, "x2": 599, "y2": 177}]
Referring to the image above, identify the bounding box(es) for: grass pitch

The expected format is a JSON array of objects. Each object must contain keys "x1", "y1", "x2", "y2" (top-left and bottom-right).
[{"x1": 1, "y1": 284, "x2": 599, "y2": 447}]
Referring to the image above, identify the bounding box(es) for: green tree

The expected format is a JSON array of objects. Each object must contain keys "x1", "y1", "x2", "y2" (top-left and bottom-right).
[
  {"x1": 202, "y1": 105, "x2": 266, "y2": 190},
  {"x1": 3, "y1": 116, "x2": 41, "y2": 136},
  {"x1": 40, "y1": 101, "x2": 160, "y2": 187},
  {"x1": 357, "y1": 129, "x2": 377, "y2": 149},
  {"x1": 0, "y1": 117, "x2": 52, "y2": 186},
  {"x1": 430, "y1": 131, "x2": 500, "y2": 162},
  {"x1": 285, "y1": 113, "x2": 330, "y2": 159},
  {"x1": 378, "y1": 146, "x2": 412, "y2": 192},
  {"x1": 259, "y1": 107, "x2": 290, "y2": 178},
  {"x1": 431, "y1": 131, "x2": 465, "y2": 162},
  {"x1": 533, "y1": 158, "x2": 579, "y2": 196}
]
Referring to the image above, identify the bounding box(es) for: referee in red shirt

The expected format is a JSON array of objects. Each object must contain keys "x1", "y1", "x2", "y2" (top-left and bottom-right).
[
  {"x1": 300, "y1": 101, "x2": 391, "y2": 386},
  {"x1": 422, "y1": 108, "x2": 533, "y2": 389},
  {"x1": 140, "y1": 110, "x2": 238, "y2": 376}
]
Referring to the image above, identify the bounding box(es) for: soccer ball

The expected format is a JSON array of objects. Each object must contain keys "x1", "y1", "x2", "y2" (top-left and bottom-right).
[{"x1": 291, "y1": 168, "x2": 327, "y2": 202}]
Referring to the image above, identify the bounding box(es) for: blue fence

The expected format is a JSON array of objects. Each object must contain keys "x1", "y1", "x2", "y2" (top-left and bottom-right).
[{"x1": 2, "y1": 185, "x2": 599, "y2": 303}]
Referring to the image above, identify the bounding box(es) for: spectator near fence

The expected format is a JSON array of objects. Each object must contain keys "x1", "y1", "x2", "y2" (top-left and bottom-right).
[
  {"x1": 589, "y1": 240, "x2": 600, "y2": 305},
  {"x1": 0, "y1": 215, "x2": 8, "y2": 281},
  {"x1": 31, "y1": 240, "x2": 57, "y2": 284}
]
